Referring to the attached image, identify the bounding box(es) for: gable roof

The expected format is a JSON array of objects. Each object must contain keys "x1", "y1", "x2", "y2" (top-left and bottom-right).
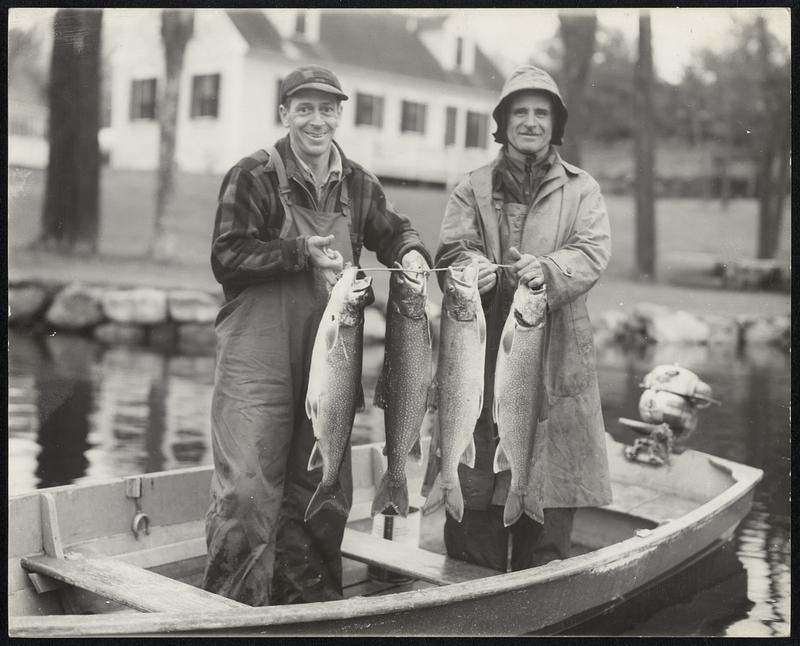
[
  {"x1": 225, "y1": 9, "x2": 282, "y2": 52},
  {"x1": 227, "y1": 10, "x2": 504, "y2": 92}
]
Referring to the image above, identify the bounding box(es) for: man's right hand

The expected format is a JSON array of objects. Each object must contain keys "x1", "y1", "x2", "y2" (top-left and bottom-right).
[
  {"x1": 307, "y1": 235, "x2": 343, "y2": 272},
  {"x1": 474, "y1": 256, "x2": 497, "y2": 295}
]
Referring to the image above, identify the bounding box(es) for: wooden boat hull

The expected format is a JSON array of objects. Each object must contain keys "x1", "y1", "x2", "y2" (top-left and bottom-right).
[{"x1": 8, "y1": 436, "x2": 762, "y2": 637}]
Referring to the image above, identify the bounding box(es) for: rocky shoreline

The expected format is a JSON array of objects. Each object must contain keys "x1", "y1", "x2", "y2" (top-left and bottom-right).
[{"x1": 9, "y1": 280, "x2": 790, "y2": 354}]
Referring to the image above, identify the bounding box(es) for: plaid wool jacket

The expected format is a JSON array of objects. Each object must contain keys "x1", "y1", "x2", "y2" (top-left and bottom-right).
[{"x1": 211, "y1": 135, "x2": 431, "y2": 301}]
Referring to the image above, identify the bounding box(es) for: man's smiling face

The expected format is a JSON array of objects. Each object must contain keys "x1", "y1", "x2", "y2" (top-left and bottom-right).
[{"x1": 279, "y1": 89, "x2": 342, "y2": 164}]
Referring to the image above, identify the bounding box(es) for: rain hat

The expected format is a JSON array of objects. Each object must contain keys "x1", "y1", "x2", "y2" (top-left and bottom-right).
[
  {"x1": 492, "y1": 65, "x2": 568, "y2": 146},
  {"x1": 280, "y1": 65, "x2": 349, "y2": 103}
]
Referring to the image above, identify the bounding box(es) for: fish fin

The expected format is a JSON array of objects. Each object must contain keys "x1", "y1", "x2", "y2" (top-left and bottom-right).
[
  {"x1": 460, "y1": 435, "x2": 476, "y2": 468},
  {"x1": 539, "y1": 387, "x2": 550, "y2": 422},
  {"x1": 478, "y1": 308, "x2": 487, "y2": 347},
  {"x1": 503, "y1": 492, "x2": 524, "y2": 527},
  {"x1": 305, "y1": 394, "x2": 315, "y2": 422},
  {"x1": 355, "y1": 384, "x2": 365, "y2": 413},
  {"x1": 381, "y1": 443, "x2": 388, "y2": 456},
  {"x1": 307, "y1": 441, "x2": 324, "y2": 471},
  {"x1": 492, "y1": 390, "x2": 500, "y2": 425},
  {"x1": 426, "y1": 308, "x2": 433, "y2": 350},
  {"x1": 476, "y1": 387, "x2": 484, "y2": 422},
  {"x1": 370, "y1": 473, "x2": 409, "y2": 517},
  {"x1": 409, "y1": 435, "x2": 423, "y2": 463},
  {"x1": 445, "y1": 483, "x2": 465, "y2": 522},
  {"x1": 427, "y1": 380, "x2": 439, "y2": 411},
  {"x1": 501, "y1": 324, "x2": 515, "y2": 355},
  {"x1": 325, "y1": 317, "x2": 339, "y2": 352},
  {"x1": 304, "y1": 481, "x2": 350, "y2": 522},
  {"x1": 524, "y1": 496, "x2": 545, "y2": 525},
  {"x1": 373, "y1": 370, "x2": 388, "y2": 409},
  {"x1": 422, "y1": 474, "x2": 445, "y2": 516},
  {"x1": 493, "y1": 440, "x2": 511, "y2": 473}
]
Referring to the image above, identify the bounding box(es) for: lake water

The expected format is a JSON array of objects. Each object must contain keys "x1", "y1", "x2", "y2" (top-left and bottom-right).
[{"x1": 7, "y1": 328, "x2": 790, "y2": 636}]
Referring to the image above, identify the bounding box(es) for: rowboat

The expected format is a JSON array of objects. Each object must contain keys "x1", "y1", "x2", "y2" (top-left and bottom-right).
[{"x1": 8, "y1": 433, "x2": 762, "y2": 637}]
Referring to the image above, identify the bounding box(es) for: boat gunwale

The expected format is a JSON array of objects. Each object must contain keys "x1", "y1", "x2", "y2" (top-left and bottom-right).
[{"x1": 8, "y1": 450, "x2": 763, "y2": 637}]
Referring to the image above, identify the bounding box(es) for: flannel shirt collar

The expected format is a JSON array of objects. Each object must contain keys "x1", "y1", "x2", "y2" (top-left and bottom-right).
[{"x1": 289, "y1": 139, "x2": 343, "y2": 188}]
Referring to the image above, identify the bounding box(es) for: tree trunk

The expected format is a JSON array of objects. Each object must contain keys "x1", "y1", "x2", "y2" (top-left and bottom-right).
[
  {"x1": 557, "y1": 13, "x2": 598, "y2": 166},
  {"x1": 755, "y1": 15, "x2": 788, "y2": 260},
  {"x1": 152, "y1": 9, "x2": 194, "y2": 261},
  {"x1": 634, "y1": 11, "x2": 656, "y2": 279},
  {"x1": 41, "y1": 9, "x2": 103, "y2": 253}
]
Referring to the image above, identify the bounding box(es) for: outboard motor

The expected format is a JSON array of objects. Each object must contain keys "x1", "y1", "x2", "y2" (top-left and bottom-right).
[{"x1": 620, "y1": 364, "x2": 720, "y2": 465}]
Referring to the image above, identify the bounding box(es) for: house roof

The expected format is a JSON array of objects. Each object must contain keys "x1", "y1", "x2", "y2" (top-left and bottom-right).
[
  {"x1": 227, "y1": 10, "x2": 504, "y2": 92},
  {"x1": 225, "y1": 9, "x2": 282, "y2": 52}
]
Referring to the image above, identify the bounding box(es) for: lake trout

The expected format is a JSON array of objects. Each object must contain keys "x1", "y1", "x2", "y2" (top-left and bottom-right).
[
  {"x1": 493, "y1": 283, "x2": 549, "y2": 527},
  {"x1": 372, "y1": 265, "x2": 433, "y2": 517},
  {"x1": 422, "y1": 261, "x2": 486, "y2": 522},
  {"x1": 305, "y1": 265, "x2": 374, "y2": 522}
]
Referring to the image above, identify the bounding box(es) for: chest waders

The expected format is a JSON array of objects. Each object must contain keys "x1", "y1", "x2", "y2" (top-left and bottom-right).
[
  {"x1": 443, "y1": 192, "x2": 575, "y2": 573},
  {"x1": 202, "y1": 146, "x2": 357, "y2": 606}
]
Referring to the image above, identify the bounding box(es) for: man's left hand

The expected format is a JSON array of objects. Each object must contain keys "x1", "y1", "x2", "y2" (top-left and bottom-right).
[
  {"x1": 508, "y1": 247, "x2": 545, "y2": 289},
  {"x1": 400, "y1": 250, "x2": 429, "y2": 274}
]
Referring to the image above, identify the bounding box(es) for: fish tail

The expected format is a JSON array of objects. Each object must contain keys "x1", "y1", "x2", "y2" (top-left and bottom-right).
[
  {"x1": 525, "y1": 496, "x2": 545, "y2": 526},
  {"x1": 503, "y1": 491, "x2": 524, "y2": 528},
  {"x1": 423, "y1": 474, "x2": 465, "y2": 522},
  {"x1": 421, "y1": 473, "x2": 445, "y2": 516},
  {"x1": 304, "y1": 481, "x2": 350, "y2": 523},
  {"x1": 371, "y1": 473, "x2": 410, "y2": 517},
  {"x1": 445, "y1": 482, "x2": 465, "y2": 523}
]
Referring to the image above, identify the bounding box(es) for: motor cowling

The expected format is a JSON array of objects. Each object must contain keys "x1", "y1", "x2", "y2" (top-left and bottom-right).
[{"x1": 637, "y1": 364, "x2": 719, "y2": 438}]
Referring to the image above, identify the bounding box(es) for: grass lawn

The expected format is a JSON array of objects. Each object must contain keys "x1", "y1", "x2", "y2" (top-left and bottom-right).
[{"x1": 8, "y1": 165, "x2": 790, "y2": 319}]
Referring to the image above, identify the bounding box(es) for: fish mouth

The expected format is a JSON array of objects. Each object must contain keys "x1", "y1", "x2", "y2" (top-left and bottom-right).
[
  {"x1": 448, "y1": 268, "x2": 476, "y2": 289},
  {"x1": 514, "y1": 310, "x2": 540, "y2": 328}
]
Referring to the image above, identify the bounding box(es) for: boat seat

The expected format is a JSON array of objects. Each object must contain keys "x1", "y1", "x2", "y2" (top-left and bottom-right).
[
  {"x1": 21, "y1": 553, "x2": 248, "y2": 613},
  {"x1": 341, "y1": 528, "x2": 500, "y2": 586}
]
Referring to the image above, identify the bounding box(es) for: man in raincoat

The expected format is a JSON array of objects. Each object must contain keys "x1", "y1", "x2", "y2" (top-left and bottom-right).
[
  {"x1": 431, "y1": 64, "x2": 612, "y2": 572},
  {"x1": 204, "y1": 65, "x2": 431, "y2": 605}
]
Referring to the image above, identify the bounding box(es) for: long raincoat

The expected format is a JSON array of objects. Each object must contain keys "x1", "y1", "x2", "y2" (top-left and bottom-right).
[
  {"x1": 432, "y1": 148, "x2": 613, "y2": 518},
  {"x1": 204, "y1": 136, "x2": 429, "y2": 606}
]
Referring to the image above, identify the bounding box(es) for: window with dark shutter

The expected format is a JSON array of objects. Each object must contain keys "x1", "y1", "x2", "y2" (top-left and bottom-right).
[
  {"x1": 190, "y1": 74, "x2": 220, "y2": 118},
  {"x1": 355, "y1": 93, "x2": 384, "y2": 128},
  {"x1": 465, "y1": 111, "x2": 488, "y2": 148},
  {"x1": 401, "y1": 100, "x2": 426, "y2": 134},
  {"x1": 130, "y1": 79, "x2": 157, "y2": 120},
  {"x1": 445, "y1": 106, "x2": 457, "y2": 146}
]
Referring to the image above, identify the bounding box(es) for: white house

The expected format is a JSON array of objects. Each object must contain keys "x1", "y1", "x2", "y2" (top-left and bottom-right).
[{"x1": 108, "y1": 8, "x2": 505, "y2": 184}]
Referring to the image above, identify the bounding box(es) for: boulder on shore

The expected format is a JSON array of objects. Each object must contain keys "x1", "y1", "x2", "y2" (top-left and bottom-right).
[
  {"x1": 102, "y1": 288, "x2": 168, "y2": 324},
  {"x1": 9, "y1": 283, "x2": 50, "y2": 324},
  {"x1": 45, "y1": 283, "x2": 105, "y2": 330},
  {"x1": 168, "y1": 290, "x2": 220, "y2": 323}
]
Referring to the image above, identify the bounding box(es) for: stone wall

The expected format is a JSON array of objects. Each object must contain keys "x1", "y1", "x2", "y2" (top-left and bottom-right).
[{"x1": 8, "y1": 280, "x2": 790, "y2": 354}]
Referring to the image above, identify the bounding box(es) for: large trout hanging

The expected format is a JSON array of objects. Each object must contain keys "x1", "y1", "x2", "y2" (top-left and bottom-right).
[
  {"x1": 422, "y1": 261, "x2": 486, "y2": 522},
  {"x1": 493, "y1": 282, "x2": 549, "y2": 527},
  {"x1": 305, "y1": 265, "x2": 374, "y2": 522},
  {"x1": 372, "y1": 265, "x2": 433, "y2": 517}
]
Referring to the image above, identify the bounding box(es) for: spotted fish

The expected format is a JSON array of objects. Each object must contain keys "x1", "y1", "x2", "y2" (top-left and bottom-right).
[
  {"x1": 422, "y1": 261, "x2": 485, "y2": 522},
  {"x1": 305, "y1": 265, "x2": 374, "y2": 522},
  {"x1": 493, "y1": 282, "x2": 549, "y2": 527},
  {"x1": 372, "y1": 265, "x2": 433, "y2": 517}
]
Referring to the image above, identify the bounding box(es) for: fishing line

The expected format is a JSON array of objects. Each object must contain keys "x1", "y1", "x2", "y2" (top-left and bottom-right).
[{"x1": 358, "y1": 264, "x2": 515, "y2": 274}]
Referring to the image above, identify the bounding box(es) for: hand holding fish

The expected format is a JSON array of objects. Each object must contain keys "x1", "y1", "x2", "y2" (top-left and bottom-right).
[
  {"x1": 475, "y1": 256, "x2": 498, "y2": 294},
  {"x1": 401, "y1": 249, "x2": 430, "y2": 274},
  {"x1": 508, "y1": 247, "x2": 545, "y2": 289},
  {"x1": 307, "y1": 235, "x2": 344, "y2": 272}
]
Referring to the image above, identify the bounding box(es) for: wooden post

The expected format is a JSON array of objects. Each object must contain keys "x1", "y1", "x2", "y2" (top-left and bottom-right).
[{"x1": 634, "y1": 11, "x2": 656, "y2": 279}]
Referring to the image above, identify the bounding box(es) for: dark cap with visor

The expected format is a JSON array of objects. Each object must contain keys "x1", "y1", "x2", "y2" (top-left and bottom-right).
[{"x1": 280, "y1": 65, "x2": 349, "y2": 104}]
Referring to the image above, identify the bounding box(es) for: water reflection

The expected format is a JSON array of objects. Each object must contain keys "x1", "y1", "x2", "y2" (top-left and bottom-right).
[{"x1": 6, "y1": 329, "x2": 790, "y2": 636}]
